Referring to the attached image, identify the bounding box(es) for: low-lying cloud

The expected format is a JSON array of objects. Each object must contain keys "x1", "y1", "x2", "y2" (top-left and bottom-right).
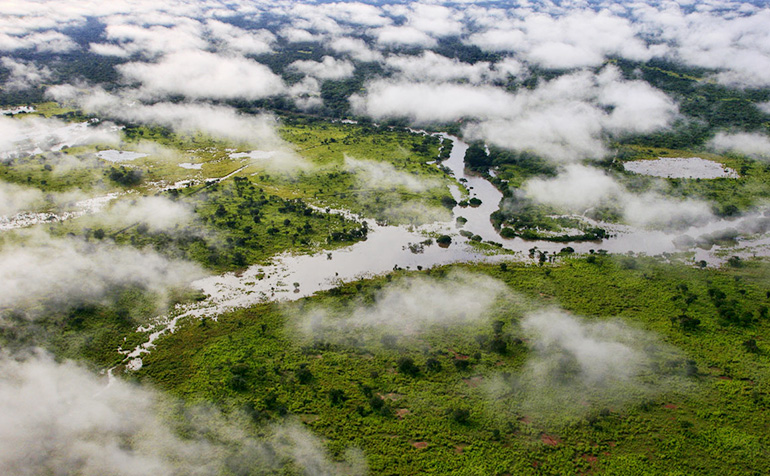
[
  {"x1": 708, "y1": 131, "x2": 770, "y2": 160},
  {"x1": 344, "y1": 156, "x2": 441, "y2": 192},
  {"x1": 0, "y1": 115, "x2": 121, "y2": 158},
  {"x1": 94, "y1": 196, "x2": 195, "y2": 233},
  {"x1": 0, "y1": 57, "x2": 50, "y2": 90},
  {"x1": 118, "y1": 50, "x2": 286, "y2": 100},
  {"x1": 491, "y1": 310, "x2": 684, "y2": 424},
  {"x1": 49, "y1": 85, "x2": 290, "y2": 149},
  {"x1": 0, "y1": 181, "x2": 45, "y2": 216},
  {"x1": 523, "y1": 164, "x2": 713, "y2": 229},
  {"x1": 354, "y1": 66, "x2": 677, "y2": 162},
  {"x1": 288, "y1": 56, "x2": 355, "y2": 81},
  {"x1": 0, "y1": 351, "x2": 365, "y2": 476},
  {"x1": 383, "y1": 51, "x2": 523, "y2": 85},
  {"x1": 0, "y1": 232, "x2": 204, "y2": 311},
  {"x1": 296, "y1": 271, "x2": 507, "y2": 342}
]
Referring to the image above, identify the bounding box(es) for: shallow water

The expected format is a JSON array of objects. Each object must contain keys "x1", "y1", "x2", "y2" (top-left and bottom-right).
[
  {"x1": 229, "y1": 150, "x2": 275, "y2": 160},
  {"x1": 97, "y1": 150, "x2": 148, "y2": 163},
  {"x1": 0, "y1": 193, "x2": 120, "y2": 231},
  {"x1": 624, "y1": 157, "x2": 738, "y2": 179},
  {"x1": 121, "y1": 133, "x2": 770, "y2": 370}
]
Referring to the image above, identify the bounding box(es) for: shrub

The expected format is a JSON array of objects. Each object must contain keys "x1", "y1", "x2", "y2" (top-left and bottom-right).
[{"x1": 397, "y1": 357, "x2": 419, "y2": 376}]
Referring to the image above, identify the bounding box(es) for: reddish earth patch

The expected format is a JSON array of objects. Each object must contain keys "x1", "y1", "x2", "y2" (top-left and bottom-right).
[
  {"x1": 463, "y1": 376, "x2": 483, "y2": 387},
  {"x1": 582, "y1": 455, "x2": 598, "y2": 463},
  {"x1": 518, "y1": 416, "x2": 532, "y2": 424},
  {"x1": 412, "y1": 441, "x2": 428, "y2": 449},
  {"x1": 663, "y1": 403, "x2": 678, "y2": 409},
  {"x1": 448, "y1": 348, "x2": 469, "y2": 360},
  {"x1": 718, "y1": 376, "x2": 733, "y2": 380},
  {"x1": 495, "y1": 361, "x2": 505, "y2": 366},
  {"x1": 607, "y1": 441, "x2": 616, "y2": 447},
  {"x1": 541, "y1": 434, "x2": 561, "y2": 446},
  {"x1": 396, "y1": 408, "x2": 410, "y2": 419},
  {"x1": 454, "y1": 444, "x2": 467, "y2": 454}
]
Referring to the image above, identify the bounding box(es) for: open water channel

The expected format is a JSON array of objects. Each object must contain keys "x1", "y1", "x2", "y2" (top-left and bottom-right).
[{"x1": 121, "y1": 133, "x2": 770, "y2": 370}]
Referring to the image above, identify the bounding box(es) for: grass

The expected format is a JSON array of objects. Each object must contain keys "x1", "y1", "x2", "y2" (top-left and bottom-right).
[
  {"x1": 615, "y1": 145, "x2": 770, "y2": 216},
  {"x1": 133, "y1": 256, "x2": 770, "y2": 475}
]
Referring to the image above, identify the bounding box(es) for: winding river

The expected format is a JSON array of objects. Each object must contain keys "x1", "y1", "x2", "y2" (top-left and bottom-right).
[{"x1": 121, "y1": 133, "x2": 770, "y2": 370}]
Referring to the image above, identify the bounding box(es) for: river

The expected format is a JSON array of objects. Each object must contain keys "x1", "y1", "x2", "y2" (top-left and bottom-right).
[{"x1": 120, "y1": 132, "x2": 769, "y2": 370}]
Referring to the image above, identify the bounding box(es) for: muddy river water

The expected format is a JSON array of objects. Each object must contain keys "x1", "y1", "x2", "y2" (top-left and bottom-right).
[{"x1": 121, "y1": 133, "x2": 770, "y2": 369}]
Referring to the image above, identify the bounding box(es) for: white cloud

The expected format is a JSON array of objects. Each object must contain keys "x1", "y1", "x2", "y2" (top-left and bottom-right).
[
  {"x1": 372, "y1": 26, "x2": 437, "y2": 48},
  {"x1": 467, "y1": 10, "x2": 660, "y2": 69},
  {"x1": 623, "y1": 3, "x2": 770, "y2": 87},
  {"x1": 297, "y1": 271, "x2": 506, "y2": 341},
  {"x1": 288, "y1": 56, "x2": 355, "y2": 80},
  {"x1": 384, "y1": 51, "x2": 498, "y2": 84},
  {"x1": 523, "y1": 164, "x2": 714, "y2": 229},
  {"x1": 288, "y1": 77, "x2": 323, "y2": 110},
  {"x1": 351, "y1": 81, "x2": 515, "y2": 123},
  {"x1": 708, "y1": 131, "x2": 770, "y2": 159},
  {"x1": 96, "y1": 196, "x2": 194, "y2": 233},
  {"x1": 0, "y1": 115, "x2": 121, "y2": 159},
  {"x1": 322, "y1": 2, "x2": 391, "y2": 27},
  {"x1": 355, "y1": 66, "x2": 677, "y2": 162},
  {"x1": 0, "y1": 30, "x2": 78, "y2": 53},
  {"x1": 494, "y1": 310, "x2": 682, "y2": 423},
  {"x1": 118, "y1": 50, "x2": 286, "y2": 100},
  {"x1": 0, "y1": 351, "x2": 366, "y2": 476},
  {"x1": 0, "y1": 57, "x2": 50, "y2": 90},
  {"x1": 402, "y1": 4, "x2": 463, "y2": 37},
  {"x1": 206, "y1": 20, "x2": 275, "y2": 55},
  {"x1": 524, "y1": 164, "x2": 622, "y2": 211},
  {"x1": 0, "y1": 182, "x2": 45, "y2": 217},
  {"x1": 0, "y1": 233, "x2": 204, "y2": 309},
  {"x1": 328, "y1": 37, "x2": 383, "y2": 62},
  {"x1": 49, "y1": 86, "x2": 307, "y2": 168},
  {"x1": 278, "y1": 27, "x2": 320, "y2": 43},
  {"x1": 344, "y1": 156, "x2": 441, "y2": 192},
  {"x1": 90, "y1": 22, "x2": 206, "y2": 58}
]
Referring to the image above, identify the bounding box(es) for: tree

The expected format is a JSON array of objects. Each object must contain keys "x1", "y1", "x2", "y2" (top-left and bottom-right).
[
  {"x1": 397, "y1": 357, "x2": 419, "y2": 376},
  {"x1": 451, "y1": 408, "x2": 470, "y2": 424},
  {"x1": 296, "y1": 367, "x2": 313, "y2": 384},
  {"x1": 329, "y1": 389, "x2": 347, "y2": 406},
  {"x1": 425, "y1": 357, "x2": 442, "y2": 372}
]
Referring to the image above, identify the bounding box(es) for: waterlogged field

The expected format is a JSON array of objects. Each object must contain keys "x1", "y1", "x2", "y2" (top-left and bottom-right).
[
  {"x1": 1, "y1": 111, "x2": 459, "y2": 272},
  {"x1": 3, "y1": 105, "x2": 770, "y2": 475},
  {"x1": 134, "y1": 256, "x2": 770, "y2": 475},
  {"x1": 616, "y1": 145, "x2": 770, "y2": 216}
]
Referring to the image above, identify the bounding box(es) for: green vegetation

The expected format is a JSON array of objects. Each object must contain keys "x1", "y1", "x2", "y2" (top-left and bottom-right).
[
  {"x1": 615, "y1": 145, "x2": 770, "y2": 217},
  {"x1": 0, "y1": 283, "x2": 200, "y2": 368},
  {"x1": 276, "y1": 116, "x2": 457, "y2": 223},
  {"x1": 113, "y1": 179, "x2": 368, "y2": 272},
  {"x1": 134, "y1": 256, "x2": 770, "y2": 475}
]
